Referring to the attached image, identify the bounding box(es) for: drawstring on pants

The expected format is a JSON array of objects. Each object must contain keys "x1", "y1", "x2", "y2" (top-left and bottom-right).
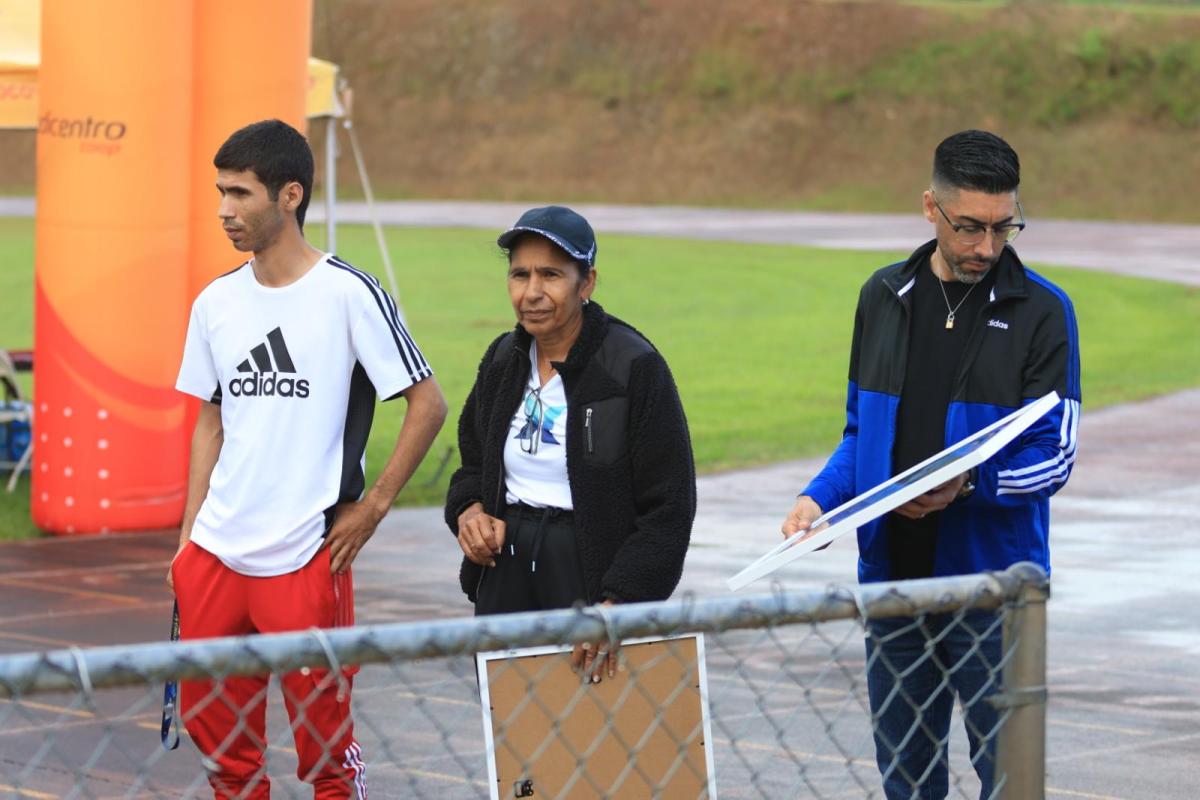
[
  {"x1": 530, "y1": 506, "x2": 554, "y2": 573},
  {"x1": 503, "y1": 503, "x2": 568, "y2": 574}
]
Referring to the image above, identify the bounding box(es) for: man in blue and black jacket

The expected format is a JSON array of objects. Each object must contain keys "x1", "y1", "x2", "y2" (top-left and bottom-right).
[{"x1": 782, "y1": 130, "x2": 1080, "y2": 800}]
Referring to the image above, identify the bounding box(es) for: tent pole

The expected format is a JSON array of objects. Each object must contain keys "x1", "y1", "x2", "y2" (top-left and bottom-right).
[
  {"x1": 344, "y1": 118, "x2": 402, "y2": 310},
  {"x1": 324, "y1": 115, "x2": 337, "y2": 254}
]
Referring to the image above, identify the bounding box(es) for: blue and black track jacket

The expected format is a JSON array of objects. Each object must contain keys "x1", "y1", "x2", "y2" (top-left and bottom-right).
[{"x1": 803, "y1": 240, "x2": 1081, "y2": 583}]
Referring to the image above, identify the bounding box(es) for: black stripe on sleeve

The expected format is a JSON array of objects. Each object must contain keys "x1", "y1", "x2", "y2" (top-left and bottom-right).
[
  {"x1": 380, "y1": 287, "x2": 432, "y2": 378},
  {"x1": 328, "y1": 257, "x2": 420, "y2": 384},
  {"x1": 356, "y1": 262, "x2": 432, "y2": 380}
]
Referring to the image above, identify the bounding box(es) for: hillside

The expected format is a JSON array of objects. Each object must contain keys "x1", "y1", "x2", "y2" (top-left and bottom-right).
[{"x1": 3, "y1": 0, "x2": 1200, "y2": 221}]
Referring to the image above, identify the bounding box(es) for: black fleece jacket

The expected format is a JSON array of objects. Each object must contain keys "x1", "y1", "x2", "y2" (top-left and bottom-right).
[{"x1": 444, "y1": 302, "x2": 696, "y2": 604}]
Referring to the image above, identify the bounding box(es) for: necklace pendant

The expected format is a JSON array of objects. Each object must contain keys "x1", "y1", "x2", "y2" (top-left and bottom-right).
[{"x1": 945, "y1": 313, "x2": 955, "y2": 330}]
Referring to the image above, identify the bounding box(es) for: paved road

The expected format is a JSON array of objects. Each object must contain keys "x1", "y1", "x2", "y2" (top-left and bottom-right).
[
  {"x1": 311, "y1": 200, "x2": 1200, "y2": 286},
  {"x1": 5, "y1": 195, "x2": 1199, "y2": 284},
  {"x1": 370, "y1": 389, "x2": 1200, "y2": 799},
  {"x1": 0, "y1": 391, "x2": 1196, "y2": 798}
]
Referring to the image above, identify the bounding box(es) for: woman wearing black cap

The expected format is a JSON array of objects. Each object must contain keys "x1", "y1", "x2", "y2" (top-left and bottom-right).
[{"x1": 444, "y1": 205, "x2": 696, "y2": 679}]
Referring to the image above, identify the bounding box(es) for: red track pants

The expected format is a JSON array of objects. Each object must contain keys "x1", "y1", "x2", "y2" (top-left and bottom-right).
[{"x1": 172, "y1": 542, "x2": 366, "y2": 799}]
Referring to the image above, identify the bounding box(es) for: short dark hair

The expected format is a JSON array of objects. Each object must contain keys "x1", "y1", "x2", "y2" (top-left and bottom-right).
[
  {"x1": 214, "y1": 119, "x2": 314, "y2": 229},
  {"x1": 932, "y1": 130, "x2": 1020, "y2": 195}
]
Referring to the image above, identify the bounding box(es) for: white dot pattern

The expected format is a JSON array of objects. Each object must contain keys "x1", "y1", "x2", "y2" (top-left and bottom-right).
[{"x1": 33, "y1": 402, "x2": 120, "y2": 528}]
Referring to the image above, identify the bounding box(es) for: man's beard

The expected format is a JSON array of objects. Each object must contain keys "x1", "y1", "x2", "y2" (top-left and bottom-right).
[{"x1": 948, "y1": 256, "x2": 997, "y2": 285}]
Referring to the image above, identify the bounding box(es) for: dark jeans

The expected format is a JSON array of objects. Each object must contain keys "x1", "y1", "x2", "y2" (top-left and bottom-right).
[
  {"x1": 474, "y1": 503, "x2": 588, "y2": 615},
  {"x1": 865, "y1": 609, "x2": 1003, "y2": 800}
]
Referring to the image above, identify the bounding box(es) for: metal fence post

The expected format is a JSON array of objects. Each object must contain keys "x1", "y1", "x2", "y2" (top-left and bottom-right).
[{"x1": 995, "y1": 565, "x2": 1049, "y2": 800}]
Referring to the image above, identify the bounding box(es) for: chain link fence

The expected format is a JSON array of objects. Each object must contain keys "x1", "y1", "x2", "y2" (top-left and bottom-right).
[{"x1": 0, "y1": 563, "x2": 1047, "y2": 799}]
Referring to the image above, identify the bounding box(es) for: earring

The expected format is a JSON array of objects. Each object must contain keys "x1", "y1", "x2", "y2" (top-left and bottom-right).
[{"x1": 583, "y1": 298, "x2": 591, "y2": 305}]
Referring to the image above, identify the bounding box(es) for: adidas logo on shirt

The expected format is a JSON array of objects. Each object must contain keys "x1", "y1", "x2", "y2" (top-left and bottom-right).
[{"x1": 228, "y1": 327, "x2": 311, "y2": 398}]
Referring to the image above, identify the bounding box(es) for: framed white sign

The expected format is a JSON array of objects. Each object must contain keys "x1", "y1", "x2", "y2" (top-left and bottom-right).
[{"x1": 728, "y1": 391, "x2": 1062, "y2": 591}]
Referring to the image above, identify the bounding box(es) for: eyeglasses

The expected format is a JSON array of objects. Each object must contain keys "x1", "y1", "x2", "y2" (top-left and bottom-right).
[
  {"x1": 932, "y1": 193, "x2": 1025, "y2": 245},
  {"x1": 520, "y1": 388, "x2": 544, "y2": 455}
]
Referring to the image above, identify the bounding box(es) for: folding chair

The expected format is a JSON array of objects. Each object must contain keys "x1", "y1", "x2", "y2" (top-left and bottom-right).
[{"x1": 0, "y1": 349, "x2": 33, "y2": 493}]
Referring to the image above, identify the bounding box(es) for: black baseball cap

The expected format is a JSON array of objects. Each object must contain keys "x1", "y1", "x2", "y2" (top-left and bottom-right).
[{"x1": 497, "y1": 205, "x2": 597, "y2": 268}]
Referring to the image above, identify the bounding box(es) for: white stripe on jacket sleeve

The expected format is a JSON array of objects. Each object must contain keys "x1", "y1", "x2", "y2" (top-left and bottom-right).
[{"x1": 996, "y1": 399, "x2": 1079, "y2": 494}]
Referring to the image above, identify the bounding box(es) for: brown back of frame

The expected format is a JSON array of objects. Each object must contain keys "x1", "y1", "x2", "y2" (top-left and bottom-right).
[{"x1": 483, "y1": 636, "x2": 711, "y2": 799}]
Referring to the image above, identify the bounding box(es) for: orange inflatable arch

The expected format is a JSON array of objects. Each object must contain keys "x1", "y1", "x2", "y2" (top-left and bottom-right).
[{"x1": 33, "y1": 0, "x2": 311, "y2": 534}]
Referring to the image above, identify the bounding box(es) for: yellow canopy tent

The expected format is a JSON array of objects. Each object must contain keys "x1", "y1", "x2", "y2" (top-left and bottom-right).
[{"x1": 0, "y1": 0, "x2": 39, "y2": 130}]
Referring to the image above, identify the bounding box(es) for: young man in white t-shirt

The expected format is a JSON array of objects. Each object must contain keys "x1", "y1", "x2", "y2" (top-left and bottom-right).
[{"x1": 170, "y1": 119, "x2": 447, "y2": 799}]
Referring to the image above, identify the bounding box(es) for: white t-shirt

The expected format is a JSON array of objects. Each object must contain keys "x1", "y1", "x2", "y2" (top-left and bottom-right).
[
  {"x1": 504, "y1": 342, "x2": 573, "y2": 510},
  {"x1": 176, "y1": 254, "x2": 431, "y2": 576}
]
